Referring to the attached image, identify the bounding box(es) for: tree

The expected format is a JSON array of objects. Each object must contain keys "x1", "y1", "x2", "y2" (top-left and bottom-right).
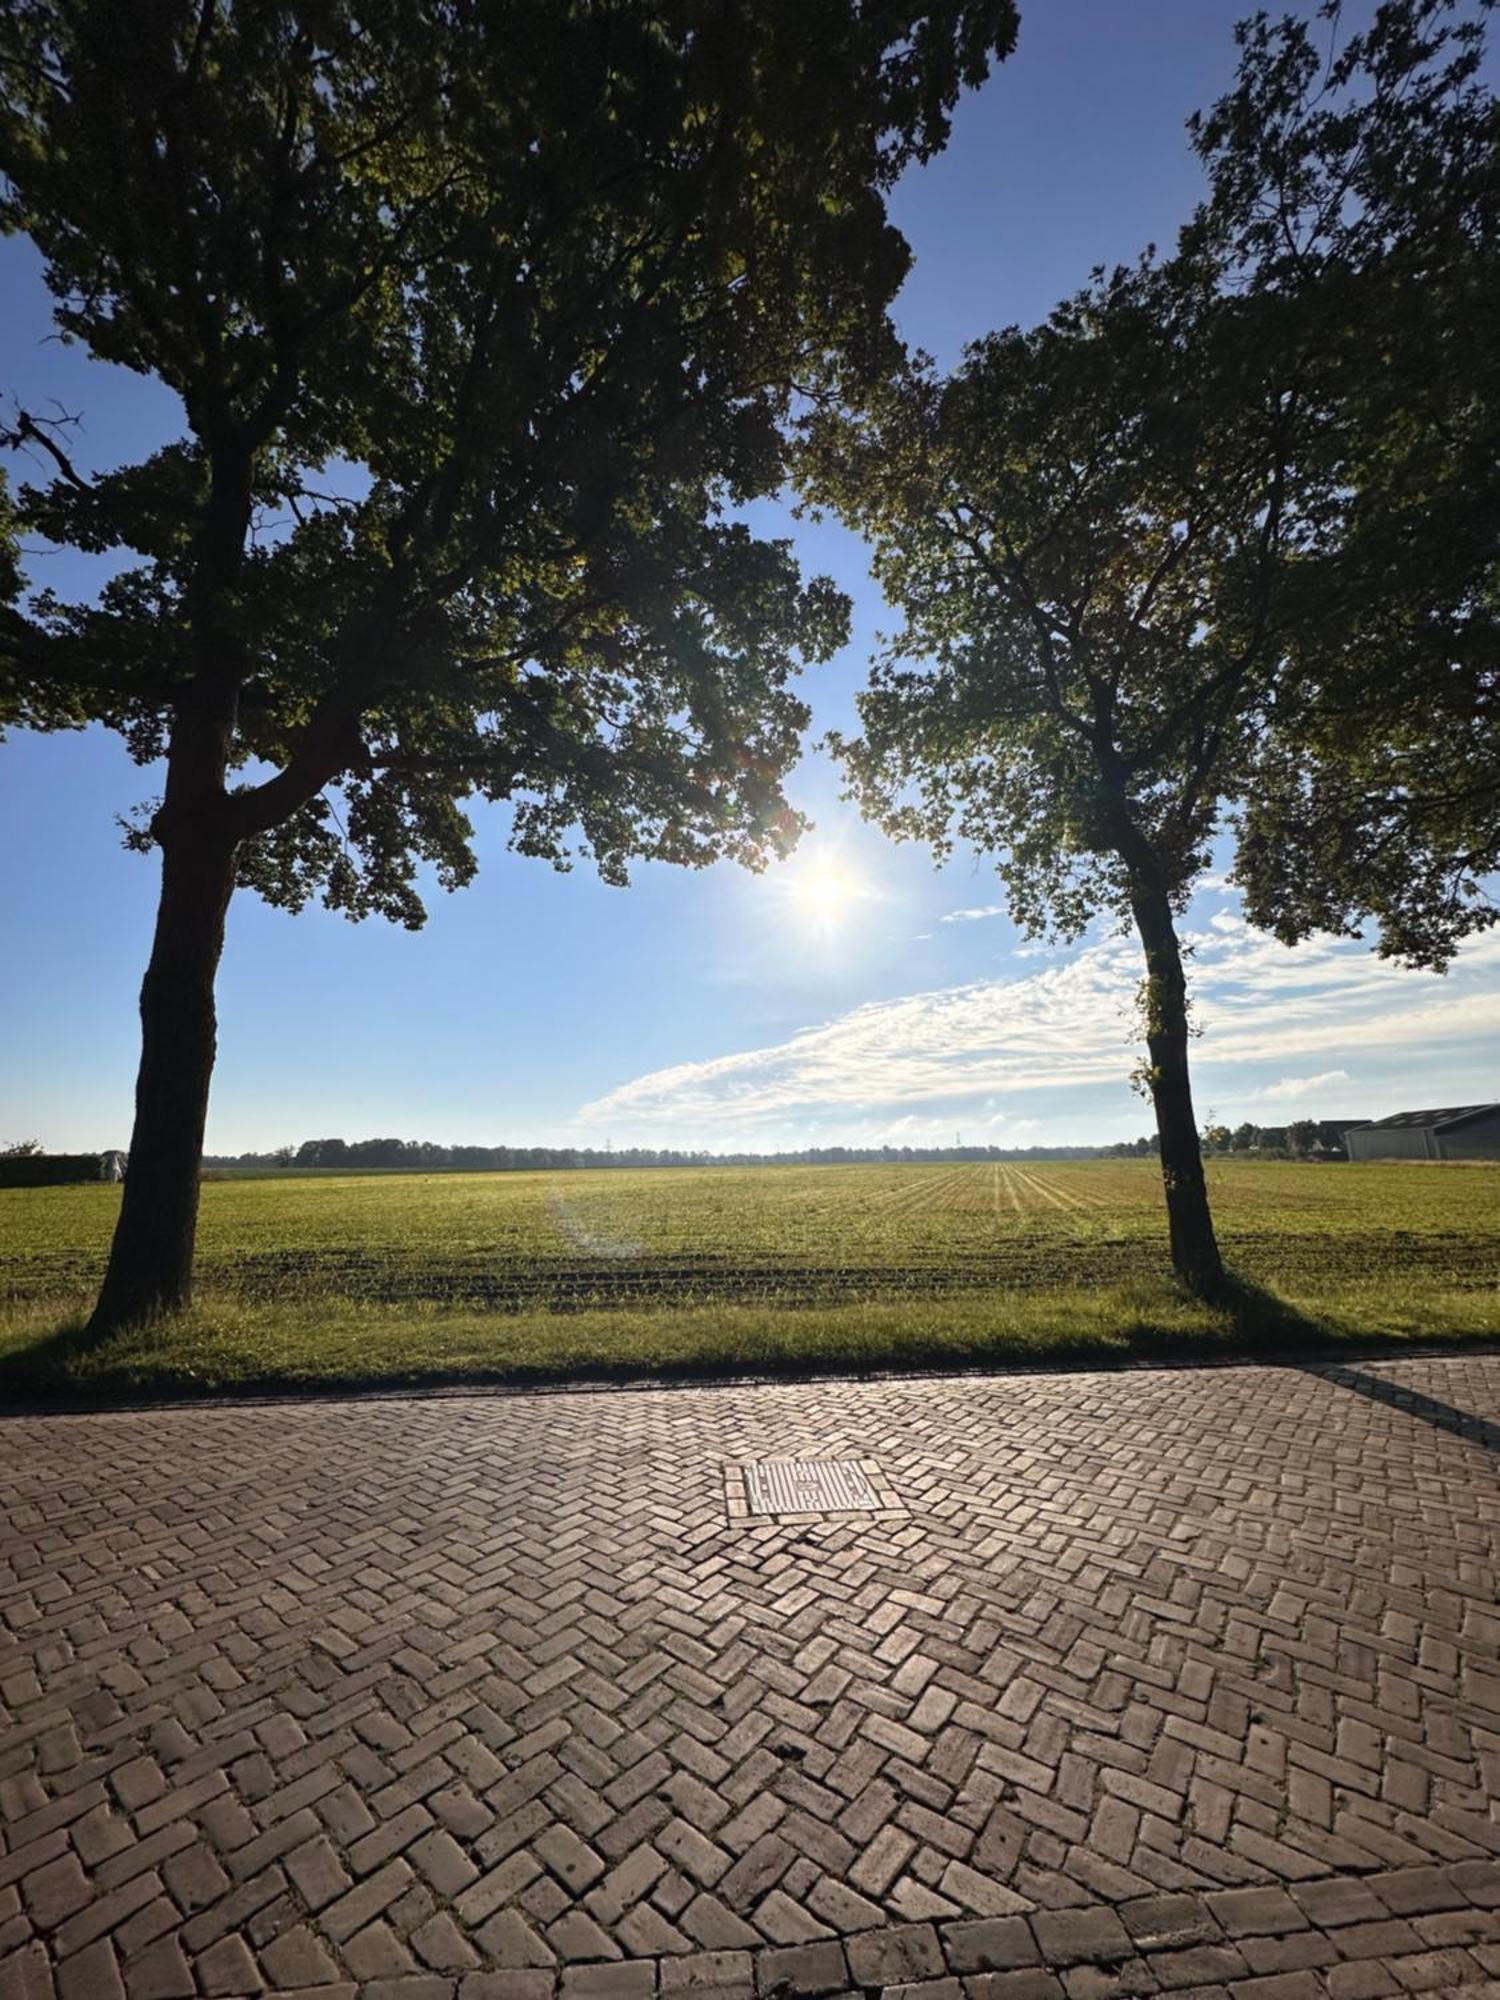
[
  {"x1": 1230, "y1": 1122, "x2": 1259, "y2": 1153},
  {"x1": 805, "y1": 0, "x2": 1498, "y2": 1300},
  {"x1": 1285, "y1": 1119, "x2": 1320, "y2": 1160},
  {"x1": 1189, "y1": 0, "x2": 1500, "y2": 968},
  {"x1": 803, "y1": 252, "x2": 1295, "y2": 1300},
  {"x1": 0, "y1": 0, "x2": 1016, "y2": 1332}
]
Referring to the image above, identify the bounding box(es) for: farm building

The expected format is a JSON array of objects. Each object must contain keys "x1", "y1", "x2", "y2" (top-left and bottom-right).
[{"x1": 1345, "y1": 1105, "x2": 1500, "y2": 1162}]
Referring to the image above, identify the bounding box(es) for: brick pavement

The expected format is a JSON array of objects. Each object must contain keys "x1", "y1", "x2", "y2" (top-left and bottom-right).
[{"x1": 2, "y1": 1354, "x2": 1499, "y2": 1999}]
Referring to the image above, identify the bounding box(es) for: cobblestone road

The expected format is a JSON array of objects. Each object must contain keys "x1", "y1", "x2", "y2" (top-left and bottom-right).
[{"x1": 3, "y1": 1355, "x2": 1499, "y2": 1999}]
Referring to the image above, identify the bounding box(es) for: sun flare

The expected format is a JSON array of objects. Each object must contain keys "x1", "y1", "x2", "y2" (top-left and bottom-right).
[{"x1": 785, "y1": 856, "x2": 868, "y2": 932}]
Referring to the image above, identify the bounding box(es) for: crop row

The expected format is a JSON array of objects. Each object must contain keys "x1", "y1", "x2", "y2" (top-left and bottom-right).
[{"x1": 6, "y1": 1226, "x2": 1498, "y2": 1310}]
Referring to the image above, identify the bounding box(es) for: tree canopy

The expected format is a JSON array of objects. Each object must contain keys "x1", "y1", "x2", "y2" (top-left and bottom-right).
[
  {"x1": 0, "y1": 0, "x2": 1018, "y2": 1329},
  {"x1": 1, "y1": 0, "x2": 1017, "y2": 916},
  {"x1": 804, "y1": 257, "x2": 1292, "y2": 944},
  {"x1": 800, "y1": 0, "x2": 1499, "y2": 1296},
  {"x1": 1189, "y1": 0, "x2": 1500, "y2": 968}
]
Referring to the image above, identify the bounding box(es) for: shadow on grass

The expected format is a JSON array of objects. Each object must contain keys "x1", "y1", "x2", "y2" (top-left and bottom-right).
[{"x1": 2, "y1": 1264, "x2": 1493, "y2": 1415}]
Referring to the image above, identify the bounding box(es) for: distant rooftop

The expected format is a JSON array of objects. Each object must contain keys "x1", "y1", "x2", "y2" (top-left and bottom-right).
[{"x1": 1359, "y1": 1104, "x2": 1499, "y2": 1131}]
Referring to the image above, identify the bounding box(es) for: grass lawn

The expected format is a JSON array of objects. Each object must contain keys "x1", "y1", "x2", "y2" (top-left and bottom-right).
[{"x1": 2, "y1": 1159, "x2": 1496, "y2": 1400}]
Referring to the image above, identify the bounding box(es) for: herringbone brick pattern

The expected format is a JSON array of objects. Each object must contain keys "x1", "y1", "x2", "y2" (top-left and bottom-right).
[{"x1": 2, "y1": 1355, "x2": 1498, "y2": 1998}]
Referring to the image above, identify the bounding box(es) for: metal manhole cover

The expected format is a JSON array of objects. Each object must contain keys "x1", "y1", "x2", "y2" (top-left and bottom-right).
[{"x1": 724, "y1": 1458, "x2": 905, "y2": 1520}]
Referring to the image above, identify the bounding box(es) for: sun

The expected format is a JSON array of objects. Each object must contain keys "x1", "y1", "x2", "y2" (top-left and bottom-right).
[{"x1": 783, "y1": 855, "x2": 869, "y2": 933}]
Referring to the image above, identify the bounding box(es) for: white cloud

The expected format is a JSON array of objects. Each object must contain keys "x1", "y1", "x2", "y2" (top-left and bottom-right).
[
  {"x1": 1255, "y1": 1069, "x2": 1351, "y2": 1102},
  {"x1": 579, "y1": 925, "x2": 1500, "y2": 1137},
  {"x1": 940, "y1": 904, "x2": 1007, "y2": 924}
]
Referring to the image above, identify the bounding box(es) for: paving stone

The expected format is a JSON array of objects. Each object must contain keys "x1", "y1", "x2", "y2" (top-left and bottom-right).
[
  {"x1": 1411, "y1": 1906, "x2": 1499, "y2": 1949},
  {"x1": 1231, "y1": 1976, "x2": 1324, "y2": 1999},
  {"x1": 1237, "y1": 1932, "x2": 1340, "y2": 1977},
  {"x1": 472, "y1": 1910, "x2": 556, "y2": 1968},
  {"x1": 1386, "y1": 1946, "x2": 1483, "y2": 1990},
  {"x1": 845, "y1": 1922, "x2": 944, "y2": 1985},
  {"x1": 1290, "y1": 1880, "x2": 1392, "y2": 1929},
  {"x1": 1325, "y1": 1968, "x2": 1401, "y2": 2000},
  {"x1": 1120, "y1": 1897, "x2": 1221, "y2": 1952},
  {"x1": 660, "y1": 1948, "x2": 753, "y2": 1991},
  {"x1": 558, "y1": 1966, "x2": 656, "y2": 1998},
  {"x1": 20, "y1": 1858, "x2": 90, "y2": 1933},
  {"x1": 1031, "y1": 1907, "x2": 1133, "y2": 1968},
  {"x1": 54, "y1": 1938, "x2": 124, "y2": 2000},
  {"x1": 944, "y1": 1916, "x2": 1042, "y2": 1973},
  {"x1": 359, "y1": 1979, "x2": 453, "y2": 2000},
  {"x1": 1, "y1": 1359, "x2": 1499, "y2": 1997},
  {"x1": 1451, "y1": 1864, "x2": 1500, "y2": 1910},
  {"x1": 412, "y1": 1911, "x2": 480, "y2": 1971},
  {"x1": 458, "y1": 1977, "x2": 554, "y2": 2000},
  {"x1": 1373, "y1": 1867, "x2": 1469, "y2": 1916},
  {"x1": 754, "y1": 1938, "x2": 848, "y2": 1993},
  {"x1": 963, "y1": 1972, "x2": 1067, "y2": 1999},
  {"x1": 341, "y1": 1920, "x2": 418, "y2": 1980},
  {"x1": 256, "y1": 1924, "x2": 341, "y2": 1988},
  {"x1": 122, "y1": 1936, "x2": 194, "y2": 2000},
  {"x1": 194, "y1": 1934, "x2": 263, "y2": 1995},
  {"x1": 1144, "y1": 1943, "x2": 1250, "y2": 1989}
]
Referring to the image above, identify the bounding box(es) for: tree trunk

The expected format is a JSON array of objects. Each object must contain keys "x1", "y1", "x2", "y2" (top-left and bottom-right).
[
  {"x1": 1129, "y1": 881, "x2": 1227, "y2": 1302},
  {"x1": 87, "y1": 825, "x2": 238, "y2": 1335}
]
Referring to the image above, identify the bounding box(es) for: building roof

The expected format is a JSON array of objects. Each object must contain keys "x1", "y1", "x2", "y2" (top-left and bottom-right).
[{"x1": 1357, "y1": 1104, "x2": 1500, "y2": 1132}]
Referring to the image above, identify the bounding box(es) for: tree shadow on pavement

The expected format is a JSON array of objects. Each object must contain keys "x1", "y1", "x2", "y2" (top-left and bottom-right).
[{"x1": 1300, "y1": 1359, "x2": 1500, "y2": 1458}]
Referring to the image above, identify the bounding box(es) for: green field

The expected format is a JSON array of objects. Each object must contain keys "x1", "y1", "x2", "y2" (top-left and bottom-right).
[{"x1": 1, "y1": 1159, "x2": 1497, "y2": 1396}]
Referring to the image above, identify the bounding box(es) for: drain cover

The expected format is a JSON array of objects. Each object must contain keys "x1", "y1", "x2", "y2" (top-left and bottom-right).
[{"x1": 725, "y1": 1458, "x2": 905, "y2": 1520}]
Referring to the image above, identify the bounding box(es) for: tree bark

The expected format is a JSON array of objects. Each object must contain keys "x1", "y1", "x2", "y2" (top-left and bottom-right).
[
  {"x1": 87, "y1": 823, "x2": 239, "y2": 1335},
  {"x1": 1129, "y1": 880, "x2": 1228, "y2": 1302}
]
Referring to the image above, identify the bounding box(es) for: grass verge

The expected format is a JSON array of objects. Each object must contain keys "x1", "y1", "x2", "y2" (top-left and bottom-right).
[{"x1": 1, "y1": 1274, "x2": 1496, "y2": 1405}]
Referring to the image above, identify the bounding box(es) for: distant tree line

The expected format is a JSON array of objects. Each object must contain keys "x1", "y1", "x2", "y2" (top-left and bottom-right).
[
  {"x1": 203, "y1": 1138, "x2": 1108, "y2": 1172},
  {"x1": 1104, "y1": 1121, "x2": 1354, "y2": 1160},
  {"x1": 200, "y1": 1129, "x2": 1358, "y2": 1172}
]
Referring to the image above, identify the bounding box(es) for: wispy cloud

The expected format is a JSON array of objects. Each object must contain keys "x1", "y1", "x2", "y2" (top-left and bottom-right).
[
  {"x1": 1255, "y1": 1069, "x2": 1351, "y2": 1102},
  {"x1": 578, "y1": 924, "x2": 1500, "y2": 1137},
  {"x1": 940, "y1": 904, "x2": 1007, "y2": 924}
]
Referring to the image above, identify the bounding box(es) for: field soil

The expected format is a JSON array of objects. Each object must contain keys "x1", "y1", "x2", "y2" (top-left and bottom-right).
[{"x1": 1, "y1": 1158, "x2": 1496, "y2": 1396}]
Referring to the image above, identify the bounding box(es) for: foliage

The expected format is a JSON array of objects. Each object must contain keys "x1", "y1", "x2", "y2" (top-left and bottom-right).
[
  {"x1": 208, "y1": 1135, "x2": 1120, "y2": 1172},
  {"x1": 1188, "y1": 0, "x2": 1500, "y2": 968},
  {"x1": 803, "y1": 254, "x2": 1292, "y2": 950},
  {"x1": 798, "y1": 0, "x2": 1500, "y2": 1296},
  {"x1": 0, "y1": 0, "x2": 1017, "y2": 915},
  {"x1": 1189, "y1": 1119, "x2": 1353, "y2": 1158}
]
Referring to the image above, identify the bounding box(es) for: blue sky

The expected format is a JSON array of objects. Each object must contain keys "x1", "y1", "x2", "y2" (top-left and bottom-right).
[{"x1": 3, "y1": 0, "x2": 1498, "y2": 1155}]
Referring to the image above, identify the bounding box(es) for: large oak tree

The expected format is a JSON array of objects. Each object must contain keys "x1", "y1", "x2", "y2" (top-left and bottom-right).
[
  {"x1": 0, "y1": 0, "x2": 1016, "y2": 1333},
  {"x1": 803, "y1": 0, "x2": 1498, "y2": 1301},
  {"x1": 803, "y1": 260, "x2": 1295, "y2": 1300}
]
